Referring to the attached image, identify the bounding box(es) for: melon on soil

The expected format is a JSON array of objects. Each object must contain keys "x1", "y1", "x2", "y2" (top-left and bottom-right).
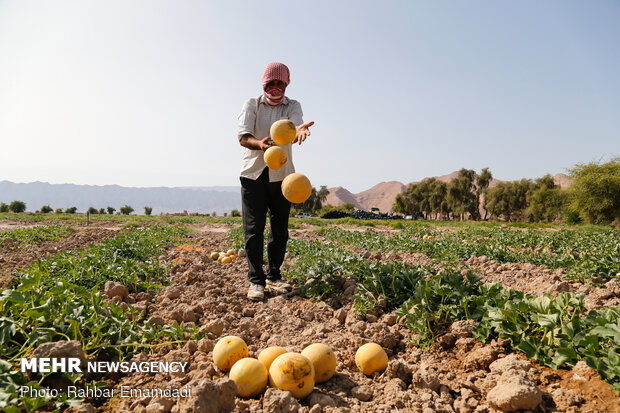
[
  {"x1": 269, "y1": 352, "x2": 315, "y2": 399},
  {"x1": 258, "y1": 346, "x2": 288, "y2": 371},
  {"x1": 264, "y1": 146, "x2": 287, "y2": 170},
  {"x1": 213, "y1": 336, "x2": 248, "y2": 372},
  {"x1": 270, "y1": 119, "x2": 296, "y2": 145},
  {"x1": 281, "y1": 173, "x2": 312, "y2": 204},
  {"x1": 355, "y1": 342, "x2": 388, "y2": 376},
  {"x1": 228, "y1": 357, "x2": 268, "y2": 398},
  {"x1": 301, "y1": 343, "x2": 337, "y2": 383}
]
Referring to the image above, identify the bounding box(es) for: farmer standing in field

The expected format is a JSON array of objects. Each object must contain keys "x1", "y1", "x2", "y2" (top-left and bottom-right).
[{"x1": 238, "y1": 62, "x2": 314, "y2": 301}]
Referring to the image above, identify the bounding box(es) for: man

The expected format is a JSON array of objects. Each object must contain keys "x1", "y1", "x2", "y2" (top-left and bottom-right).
[{"x1": 237, "y1": 62, "x2": 314, "y2": 301}]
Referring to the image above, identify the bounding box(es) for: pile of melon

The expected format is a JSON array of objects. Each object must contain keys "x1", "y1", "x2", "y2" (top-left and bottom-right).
[
  {"x1": 210, "y1": 248, "x2": 245, "y2": 264},
  {"x1": 212, "y1": 335, "x2": 388, "y2": 399},
  {"x1": 265, "y1": 119, "x2": 313, "y2": 205}
]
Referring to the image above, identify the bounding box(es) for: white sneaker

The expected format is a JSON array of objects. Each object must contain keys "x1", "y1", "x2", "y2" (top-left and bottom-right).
[
  {"x1": 266, "y1": 279, "x2": 292, "y2": 293},
  {"x1": 247, "y1": 283, "x2": 265, "y2": 301}
]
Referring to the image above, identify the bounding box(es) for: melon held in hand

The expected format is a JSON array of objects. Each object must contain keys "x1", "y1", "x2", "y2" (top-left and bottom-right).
[
  {"x1": 270, "y1": 119, "x2": 296, "y2": 145},
  {"x1": 264, "y1": 146, "x2": 287, "y2": 170},
  {"x1": 281, "y1": 173, "x2": 312, "y2": 204}
]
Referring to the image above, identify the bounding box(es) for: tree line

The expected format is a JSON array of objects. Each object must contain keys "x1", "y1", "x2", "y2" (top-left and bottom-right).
[
  {"x1": 0, "y1": 202, "x2": 150, "y2": 216},
  {"x1": 392, "y1": 158, "x2": 620, "y2": 226}
]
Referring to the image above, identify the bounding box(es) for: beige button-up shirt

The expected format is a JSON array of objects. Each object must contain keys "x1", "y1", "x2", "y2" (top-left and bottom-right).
[{"x1": 238, "y1": 95, "x2": 304, "y2": 182}]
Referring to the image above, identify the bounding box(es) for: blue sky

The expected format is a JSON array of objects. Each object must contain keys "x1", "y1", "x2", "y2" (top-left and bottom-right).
[{"x1": 0, "y1": 0, "x2": 618, "y2": 193}]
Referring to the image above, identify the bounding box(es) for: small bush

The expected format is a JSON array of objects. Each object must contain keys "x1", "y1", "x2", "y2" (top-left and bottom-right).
[
  {"x1": 144, "y1": 206, "x2": 153, "y2": 216},
  {"x1": 120, "y1": 205, "x2": 134, "y2": 215},
  {"x1": 0, "y1": 202, "x2": 9, "y2": 212},
  {"x1": 564, "y1": 208, "x2": 583, "y2": 225},
  {"x1": 9, "y1": 200, "x2": 26, "y2": 213},
  {"x1": 65, "y1": 207, "x2": 77, "y2": 214},
  {"x1": 88, "y1": 207, "x2": 98, "y2": 214},
  {"x1": 40, "y1": 205, "x2": 53, "y2": 213},
  {"x1": 107, "y1": 207, "x2": 116, "y2": 215}
]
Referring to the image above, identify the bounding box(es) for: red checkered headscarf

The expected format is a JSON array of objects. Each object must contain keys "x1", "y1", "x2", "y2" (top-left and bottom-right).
[{"x1": 262, "y1": 62, "x2": 290, "y2": 91}]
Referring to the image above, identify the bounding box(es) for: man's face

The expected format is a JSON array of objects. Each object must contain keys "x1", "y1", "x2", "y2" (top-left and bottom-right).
[{"x1": 265, "y1": 79, "x2": 287, "y2": 92}]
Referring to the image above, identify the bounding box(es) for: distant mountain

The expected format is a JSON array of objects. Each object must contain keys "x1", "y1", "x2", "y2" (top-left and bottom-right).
[
  {"x1": 0, "y1": 181, "x2": 241, "y2": 215},
  {"x1": 326, "y1": 173, "x2": 573, "y2": 213}
]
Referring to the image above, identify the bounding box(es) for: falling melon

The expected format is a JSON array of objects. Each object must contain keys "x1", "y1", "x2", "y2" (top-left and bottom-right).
[
  {"x1": 281, "y1": 173, "x2": 312, "y2": 204},
  {"x1": 270, "y1": 119, "x2": 296, "y2": 145},
  {"x1": 264, "y1": 146, "x2": 287, "y2": 170}
]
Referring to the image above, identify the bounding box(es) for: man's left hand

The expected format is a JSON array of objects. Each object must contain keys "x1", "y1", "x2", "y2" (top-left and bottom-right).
[{"x1": 293, "y1": 121, "x2": 315, "y2": 145}]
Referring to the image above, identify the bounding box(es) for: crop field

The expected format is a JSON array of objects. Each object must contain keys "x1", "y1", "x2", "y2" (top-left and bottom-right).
[{"x1": 0, "y1": 215, "x2": 619, "y2": 412}]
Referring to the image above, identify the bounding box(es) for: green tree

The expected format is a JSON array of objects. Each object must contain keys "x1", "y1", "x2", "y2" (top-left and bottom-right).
[
  {"x1": 9, "y1": 200, "x2": 26, "y2": 213},
  {"x1": 527, "y1": 186, "x2": 569, "y2": 222},
  {"x1": 0, "y1": 202, "x2": 9, "y2": 212},
  {"x1": 445, "y1": 169, "x2": 478, "y2": 220},
  {"x1": 65, "y1": 207, "x2": 77, "y2": 214},
  {"x1": 393, "y1": 183, "x2": 422, "y2": 215},
  {"x1": 144, "y1": 206, "x2": 153, "y2": 216},
  {"x1": 476, "y1": 168, "x2": 493, "y2": 220},
  {"x1": 230, "y1": 209, "x2": 241, "y2": 217},
  {"x1": 120, "y1": 205, "x2": 134, "y2": 215},
  {"x1": 296, "y1": 185, "x2": 330, "y2": 213},
  {"x1": 429, "y1": 179, "x2": 448, "y2": 220},
  {"x1": 569, "y1": 158, "x2": 620, "y2": 224},
  {"x1": 55, "y1": 208, "x2": 63, "y2": 213},
  {"x1": 107, "y1": 206, "x2": 116, "y2": 215},
  {"x1": 99, "y1": 208, "x2": 106, "y2": 214},
  {"x1": 486, "y1": 180, "x2": 531, "y2": 221},
  {"x1": 40, "y1": 205, "x2": 53, "y2": 213},
  {"x1": 88, "y1": 207, "x2": 98, "y2": 214}
]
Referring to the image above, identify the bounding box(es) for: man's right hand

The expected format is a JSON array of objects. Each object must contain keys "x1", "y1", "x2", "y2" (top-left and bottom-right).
[{"x1": 259, "y1": 137, "x2": 274, "y2": 151}]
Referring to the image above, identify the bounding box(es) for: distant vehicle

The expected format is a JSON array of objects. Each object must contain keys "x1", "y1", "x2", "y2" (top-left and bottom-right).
[
  {"x1": 370, "y1": 207, "x2": 380, "y2": 214},
  {"x1": 294, "y1": 212, "x2": 318, "y2": 218},
  {"x1": 405, "y1": 215, "x2": 413, "y2": 220}
]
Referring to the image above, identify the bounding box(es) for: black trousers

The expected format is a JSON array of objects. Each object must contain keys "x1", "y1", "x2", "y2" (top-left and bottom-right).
[{"x1": 240, "y1": 167, "x2": 291, "y2": 286}]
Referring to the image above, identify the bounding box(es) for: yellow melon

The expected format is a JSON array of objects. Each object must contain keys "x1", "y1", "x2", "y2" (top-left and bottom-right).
[
  {"x1": 281, "y1": 173, "x2": 312, "y2": 204},
  {"x1": 212, "y1": 336, "x2": 248, "y2": 372},
  {"x1": 257, "y1": 346, "x2": 288, "y2": 371},
  {"x1": 269, "y1": 352, "x2": 315, "y2": 399},
  {"x1": 264, "y1": 146, "x2": 287, "y2": 170},
  {"x1": 270, "y1": 119, "x2": 296, "y2": 145},
  {"x1": 301, "y1": 343, "x2": 337, "y2": 383},
  {"x1": 221, "y1": 256, "x2": 232, "y2": 264},
  {"x1": 210, "y1": 252, "x2": 220, "y2": 261},
  {"x1": 355, "y1": 343, "x2": 388, "y2": 376},
  {"x1": 226, "y1": 249, "x2": 236, "y2": 256},
  {"x1": 228, "y1": 357, "x2": 268, "y2": 398}
]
